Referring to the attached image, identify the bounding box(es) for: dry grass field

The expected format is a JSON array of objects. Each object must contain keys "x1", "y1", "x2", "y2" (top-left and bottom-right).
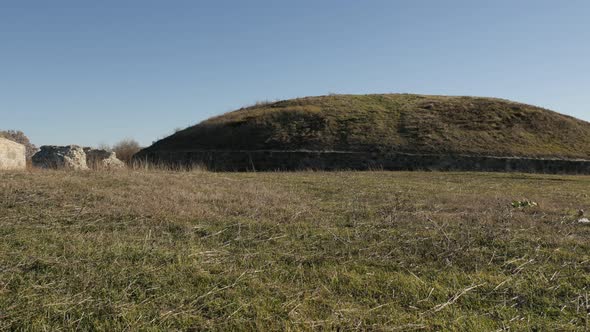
[{"x1": 1, "y1": 169, "x2": 590, "y2": 330}]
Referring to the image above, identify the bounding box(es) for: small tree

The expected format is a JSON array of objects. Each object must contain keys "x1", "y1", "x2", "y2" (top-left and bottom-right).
[
  {"x1": 112, "y1": 138, "x2": 141, "y2": 164},
  {"x1": 0, "y1": 130, "x2": 38, "y2": 160}
]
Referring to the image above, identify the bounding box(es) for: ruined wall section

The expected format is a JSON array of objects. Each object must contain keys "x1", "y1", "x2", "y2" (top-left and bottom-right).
[{"x1": 0, "y1": 138, "x2": 26, "y2": 170}]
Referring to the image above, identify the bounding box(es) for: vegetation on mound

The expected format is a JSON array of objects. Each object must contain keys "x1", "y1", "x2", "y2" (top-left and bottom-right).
[
  {"x1": 142, "y1": 94, "x2": 590, "y2": 159},
  {"x1": 1, "y1": 170, "x2": 590, "y2": 330}
]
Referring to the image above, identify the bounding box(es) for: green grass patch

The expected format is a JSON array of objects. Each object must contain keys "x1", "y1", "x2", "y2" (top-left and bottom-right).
[{"x1": 1, "y1": 170, "x2": 590, "y2": 330}]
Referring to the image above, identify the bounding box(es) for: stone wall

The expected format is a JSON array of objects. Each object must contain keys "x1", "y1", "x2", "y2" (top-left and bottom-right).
[
  {"x1": 135, "y1": 150, "x2": 590, "y2": 174},
  {"x1": 0, "y1": 138, "x2": 26, "y2": 170}
]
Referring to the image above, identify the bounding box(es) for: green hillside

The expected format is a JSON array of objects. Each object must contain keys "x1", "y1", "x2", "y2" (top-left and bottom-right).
[{"x1": 143, "y1": 94, "x2": 590, "y2": 159}]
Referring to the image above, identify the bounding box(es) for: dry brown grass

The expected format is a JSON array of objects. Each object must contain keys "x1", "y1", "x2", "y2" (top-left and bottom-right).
[{"x1": 1, "y1": 169, "x2": 590, "y2": 330}]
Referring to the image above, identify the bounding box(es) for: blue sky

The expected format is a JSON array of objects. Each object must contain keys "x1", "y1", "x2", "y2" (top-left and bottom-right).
[{"x1": 1, "y1": 0, "x2": 589, "y2": 147}]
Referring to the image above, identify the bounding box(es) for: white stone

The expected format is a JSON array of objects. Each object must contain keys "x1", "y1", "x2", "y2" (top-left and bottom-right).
[
  {"x1": 84, "y1": 148, "x2": 125, "y2": 170},
  {"x1": 0, "y1": 137, "x2": 26, "y2": 170},
  {"x1": 32, "y1": 145, "x2": 89, "y2": 170}
]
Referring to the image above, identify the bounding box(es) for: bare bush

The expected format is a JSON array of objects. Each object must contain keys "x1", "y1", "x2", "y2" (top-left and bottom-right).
[
  {"x1": 0, "y1": 130, "x2": 38, "y2": 160},
  {"x1": 112, "y1": 138, "x2": 142, "y2": 164},
  {"x1": 97, "y1": 143, "x2": 112, "y2": 152}
]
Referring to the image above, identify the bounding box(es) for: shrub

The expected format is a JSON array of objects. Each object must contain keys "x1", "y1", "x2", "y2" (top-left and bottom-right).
[
  {"x1": 96, "y1": 143, "x2": 112, "y2": 152},
  {"x1": 112, "y1": 139, "x2": 142, "y2": 164}
]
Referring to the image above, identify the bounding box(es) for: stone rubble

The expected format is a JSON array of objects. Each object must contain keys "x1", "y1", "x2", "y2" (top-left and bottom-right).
[
  {"x1": 32, "y1": 145, "x2": 89, "y2": 170},
  {"x1": 32, "y1": 145, "x2": 126, "y2": 170},
  {"x1": 84, "y1": 148, "x2": 126, "y2": 170}
]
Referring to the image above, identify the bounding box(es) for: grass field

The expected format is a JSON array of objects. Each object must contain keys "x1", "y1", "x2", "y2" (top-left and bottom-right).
[{"x1": 1, "y1": 170, "x2": 590, "y2": 331}]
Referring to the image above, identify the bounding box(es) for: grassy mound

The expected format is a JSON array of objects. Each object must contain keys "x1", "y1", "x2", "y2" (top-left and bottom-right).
[{"x1": 142, "y1": 94, "x2": 590, "y2": 159}]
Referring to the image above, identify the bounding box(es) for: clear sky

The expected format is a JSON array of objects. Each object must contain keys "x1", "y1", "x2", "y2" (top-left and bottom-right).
[{"x1": 1, "y1": 0, "x2": 589, "y2": 147}]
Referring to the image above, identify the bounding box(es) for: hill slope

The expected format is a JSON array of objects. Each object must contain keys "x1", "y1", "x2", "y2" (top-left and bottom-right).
[{"x1": 141, "y1": 94, "x2": 590, "y2": 159}]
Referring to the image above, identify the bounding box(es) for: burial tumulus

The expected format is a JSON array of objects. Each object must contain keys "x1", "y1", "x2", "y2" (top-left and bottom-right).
[{"x1": 135, "y1": 94, "x2": 590, "y2": 173}]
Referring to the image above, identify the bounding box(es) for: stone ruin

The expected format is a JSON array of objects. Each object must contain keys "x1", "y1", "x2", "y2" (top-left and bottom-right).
[
  {"x1": 83, "y1": 148, "x2": 126, "y2": 170},
  {"x1": 0, "y1": 137, "x2": 26, "y2": 170},
  {"x1": 32, "y1": 145, "x2": 88, "y2": 170},
  {"x1": 32, "y1": 145, "x2": 125, "y2": 170}
]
